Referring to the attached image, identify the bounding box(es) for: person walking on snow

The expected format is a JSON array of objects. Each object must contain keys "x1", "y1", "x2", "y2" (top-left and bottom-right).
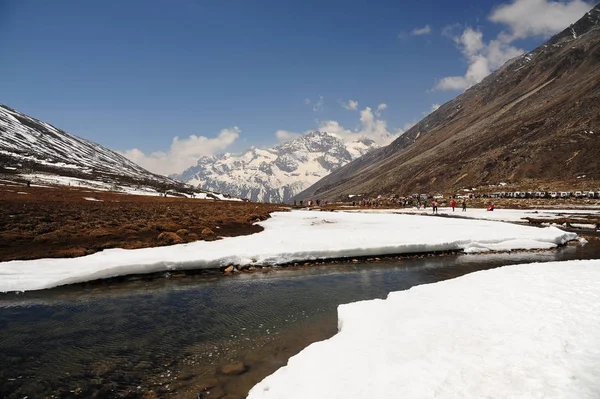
[
  {"x1": 450, "y1": 199, "x2": 456, "y2": 212},
  {"x1": 432, "y1": 201, "x2": 438, "y2": 214},
  {"x1": 462, "y1": 199, "x2": 467, "y2": 212}
]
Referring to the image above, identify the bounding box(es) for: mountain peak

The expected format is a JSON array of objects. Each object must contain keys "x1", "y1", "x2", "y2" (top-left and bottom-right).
[{"x1": 172, "y1": 131, "x2": 380, "y2": 202}]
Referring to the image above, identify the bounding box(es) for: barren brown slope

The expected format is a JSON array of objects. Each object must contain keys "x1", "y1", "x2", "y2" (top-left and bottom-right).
[{"x1": 297, "y1": 5, "x2": 600, "y2": 200}]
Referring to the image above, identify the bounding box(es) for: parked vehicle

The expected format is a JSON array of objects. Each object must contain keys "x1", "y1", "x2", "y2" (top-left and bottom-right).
[
  {"x1": 586, "y1": 191, "x2": 595, "y2": 199},
  {"x1": 574, "y1": 191, "x2": 584, "y2": 198},
  {"x1": 560, "y1": 192, "x2": 570, "y2": 198},
  {"x1": 550, "y1": 192, "x2": 559, "y2": 198}
]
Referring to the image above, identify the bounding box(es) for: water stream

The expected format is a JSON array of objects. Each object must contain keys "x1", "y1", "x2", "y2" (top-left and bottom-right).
[{"x1": 1, "y1": 238, "x2": 599, "y2": 398}]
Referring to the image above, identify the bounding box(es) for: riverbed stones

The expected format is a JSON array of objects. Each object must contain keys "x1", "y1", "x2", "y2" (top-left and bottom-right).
[
  {"x1": 141, "y1": 390, "x2": 157, "y2": 399},
  {"x1": 134, "y1": 360, "x2": 152, "y2": 370},
  {"x1": 220, "y1": 361, "x2": 248, "y2": 375},
  {"x1": 196, "y1": 377, "x2": 219, "y2": 391},
  {"x1": 224, "y1": 265, "x2": 237, "y2": 273},
  {"x1": 204, "y1": 385, "x2": 226, "y2": 398},
  {"x1": 177, "y1": 370, "x2": 197, "y2": 381}
]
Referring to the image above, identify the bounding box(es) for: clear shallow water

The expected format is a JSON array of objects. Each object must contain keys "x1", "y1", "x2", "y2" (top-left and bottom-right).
[{"x1": 1, "y1": 239, "x2": 599, "y2": 398}]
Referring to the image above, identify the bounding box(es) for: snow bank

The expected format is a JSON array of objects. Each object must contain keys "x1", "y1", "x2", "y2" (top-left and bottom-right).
[
  {"x1": 248, "y1": 259, "x2": 600, "y2": 399},
  {"x1": 358, "y1": 207, "x2": 600, "y2": 223},
  {"x1": 0, "y1": 211, "x2": 578, "y2": 292}
]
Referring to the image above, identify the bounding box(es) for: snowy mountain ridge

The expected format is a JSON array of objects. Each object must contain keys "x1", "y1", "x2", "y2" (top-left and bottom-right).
[
  {"x1": 0, "y1": 104, "x2": 187, "y2": 192},
  {"x1": 172, "y1": 131, "x2": 381, "y2": 202}
]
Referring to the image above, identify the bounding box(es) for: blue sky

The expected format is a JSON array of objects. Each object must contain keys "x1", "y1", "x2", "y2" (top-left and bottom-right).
[{"x1": 0, "y1": 0, "x2": 594, "y2": 174}]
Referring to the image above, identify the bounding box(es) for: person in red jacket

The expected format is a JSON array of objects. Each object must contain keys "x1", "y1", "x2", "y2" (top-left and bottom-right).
[{"x1": 450, "y1": 199, "x2": 456, "y2": 211}]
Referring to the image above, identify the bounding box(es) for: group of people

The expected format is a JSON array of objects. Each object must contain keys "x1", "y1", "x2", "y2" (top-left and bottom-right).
[
  {"x1": 294, "y1": 199, "x2": 328, "y2": 207},
  {"x1": 292, "y1": 197, "x2": 495, "y2": 213},
  {"x1": 415, "y1": 198, "x2": 469, "y2": 214},
  {"x1": 426, "y1": 199, "x2": 468, "y2": 214},
  {"x1": 448, "y1": 199, "x2": 468, "y2": 212}
]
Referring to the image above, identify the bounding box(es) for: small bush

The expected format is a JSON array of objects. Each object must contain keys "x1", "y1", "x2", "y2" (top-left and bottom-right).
[
  {"x1": 200, "y1": 228, "x2": 216, "y2": 239},
  {"x1": 186, "y1": 232, "x2": 199, "y2": 241},
  {"x1": 176, "y1": 229, "x2": 189, "y2": 237},
  {"x1": 157, "y1": 231, "x2": 183, "y2": 245}
]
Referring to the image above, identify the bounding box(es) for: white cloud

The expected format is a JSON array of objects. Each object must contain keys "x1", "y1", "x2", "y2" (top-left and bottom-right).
[
  {"x1": 435, "y1": 27, "x2": 524, "y2": 91},
  {"x1": 313, "y1": 96, "x2": 324, "y2": 112},
  {"x1": 424, "y1": 104, "x2": 441, "y2": 115},
  {"x1": 343, "y1": 100, "x2": 359, "y2": 110},
  {"x1": 306, "y1": 96, "x2": 325, "y2": 112},
  {"x1": 275, "y1": 130, "x2": 302, "y2": 142},
  {"x1": 316, "y1": 105, "x2": 399, "y2": 146},
  {"x1": 490, "y1": 0, "x2": 594, "y2": 41},
  {"x1": 441, "y1": 23, "x2": 462, "y2": 38},
  {"x1": 411, "y1": 25, "x2": 432, "y2": 36},
  {"x1": 435, "y1": 0, "x2": 593, "y2": 91},
  {"x1": 375, "y1": 103, "x2": 387, "y2": 117},
  {"x1": 120, "y1": 127, "x2": 240, "y2": 175}
]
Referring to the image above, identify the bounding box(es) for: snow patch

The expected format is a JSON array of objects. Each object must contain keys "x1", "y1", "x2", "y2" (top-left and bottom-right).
[
  {"x1": 0, "y1": 210, "x2": 578, "y2": 292},
  {"x1": 248, "y1": 259, "x2": 600, "y2": 399}
]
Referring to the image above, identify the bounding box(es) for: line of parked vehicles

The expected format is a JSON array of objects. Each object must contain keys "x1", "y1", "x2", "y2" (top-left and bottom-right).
[
  {"x1": 411, "y1": 191, "x2": 600, "y2": 200},
  {"x1": 488, "y1": 191, "x2": 600, "y2": 199}
]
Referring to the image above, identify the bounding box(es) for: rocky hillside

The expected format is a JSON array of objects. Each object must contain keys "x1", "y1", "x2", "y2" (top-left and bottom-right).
[
  {"x1": 172, "y1": 131, "x2": 381, "y2": 202},
  {"x1": 0, "y1": 104, "x2": 190, "y2": 192},
  {"x1": 297, "y1": 4, "x2": 600, "y2": 201}
]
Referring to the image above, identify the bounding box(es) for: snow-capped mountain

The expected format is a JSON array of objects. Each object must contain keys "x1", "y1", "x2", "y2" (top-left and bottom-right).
[
  {"x1": 171, "y1": 131, "x2": 381, "y2": 202},
  {"x1": 0, "y1": 104, "x2": 183, "y2": 190}
]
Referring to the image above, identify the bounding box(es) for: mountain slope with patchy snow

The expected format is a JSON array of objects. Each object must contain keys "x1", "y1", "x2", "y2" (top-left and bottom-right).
[
  {"x1": 0, "y1": 104, "x2": 182, "y2": 190},
  {"x1": 172, "y1": 131, "x2": 381, "y2": 202}
]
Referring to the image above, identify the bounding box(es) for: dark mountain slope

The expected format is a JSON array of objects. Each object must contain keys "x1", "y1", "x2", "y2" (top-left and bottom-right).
[{"x1": 297, "y1": 4, "x2": 600, "y2": 200}]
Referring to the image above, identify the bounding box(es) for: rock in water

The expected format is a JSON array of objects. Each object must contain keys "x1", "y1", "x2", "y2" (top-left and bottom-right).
[{"x1": 220, "y1": 361, "x2": 248, "y2": 375}]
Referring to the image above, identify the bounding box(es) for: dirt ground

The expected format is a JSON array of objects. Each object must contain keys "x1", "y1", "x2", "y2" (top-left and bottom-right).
[{"x1": 0, "y1": 183, "x2": 285, "y2": 262}]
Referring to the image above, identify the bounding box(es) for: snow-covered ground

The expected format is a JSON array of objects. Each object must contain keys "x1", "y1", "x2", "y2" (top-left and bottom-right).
[
  {"x1": 0, "y1": 210, "x2": 579, "y2": 292},
  {"x1": 347, "y1": 207, "x2": 600, "y2": 224},
  {"x1": 247, "y1": 259, "x2": 600, "y2": 399}
]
